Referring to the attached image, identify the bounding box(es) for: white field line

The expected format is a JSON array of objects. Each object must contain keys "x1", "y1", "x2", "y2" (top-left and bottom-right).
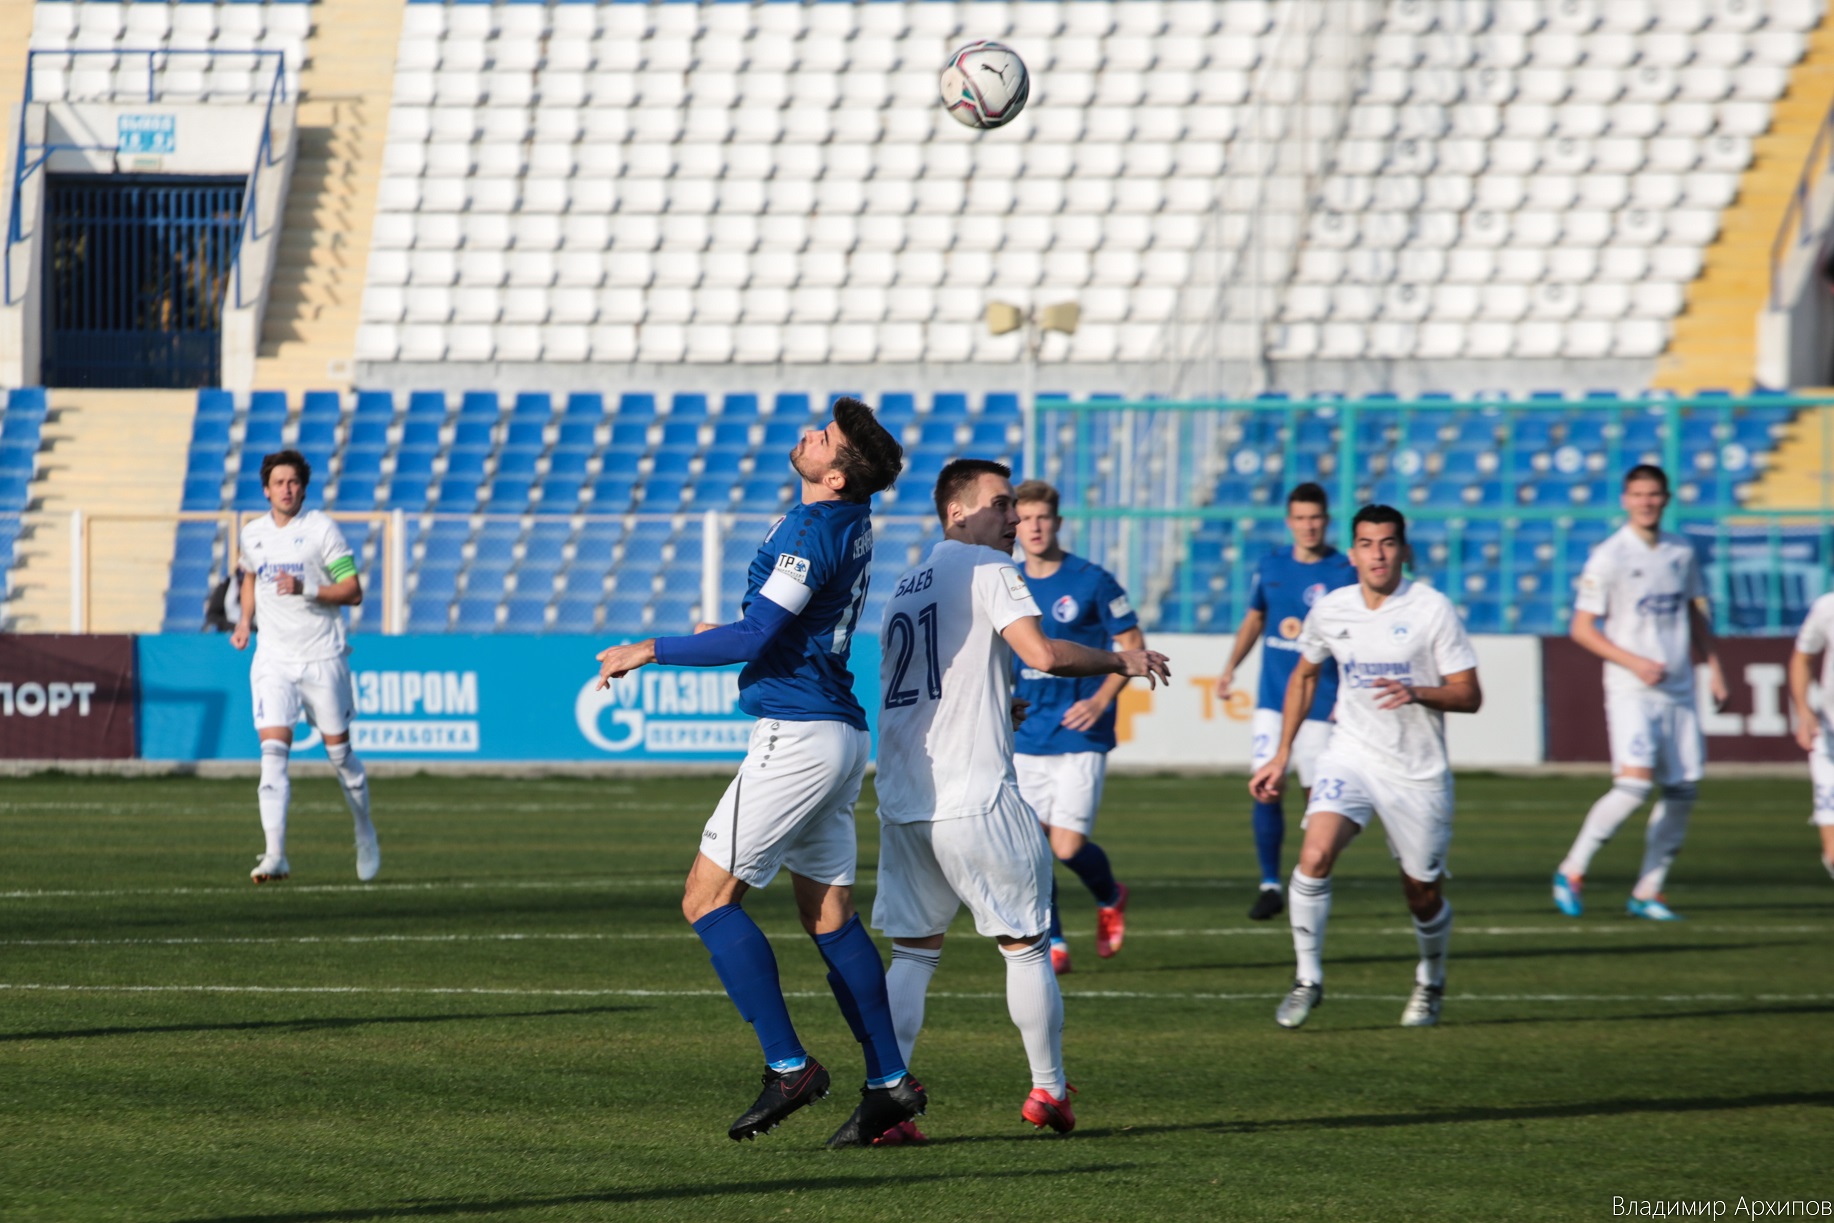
[
  {"x1": 0, "y1": 983, "x2": 1830, "y2": 1005},
  {"x1": 1, "y1": 924, "x2": 1825, "y2": 948}
]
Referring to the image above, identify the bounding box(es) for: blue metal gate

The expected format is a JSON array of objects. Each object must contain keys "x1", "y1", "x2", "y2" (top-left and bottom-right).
[{"x1": 41, "y1": 175, "x2": 245, "y2": 388}]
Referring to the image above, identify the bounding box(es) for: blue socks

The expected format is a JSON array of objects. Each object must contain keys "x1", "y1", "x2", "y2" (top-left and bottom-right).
[
  {"x1": 1064, "y1": 841, "x2": 1120, "y2": 908},
  {"x1": 813, "y1": 914, "x2": 908, "y2": 1087},
  {"x1": 1252, "y1": 799, "x2": 1286, "y2": 887},
  {"x1": 692, "y1": 904, "x2": 805, "y2": 1068}
]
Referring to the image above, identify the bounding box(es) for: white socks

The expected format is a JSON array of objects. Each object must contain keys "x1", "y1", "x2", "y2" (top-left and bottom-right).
[
  {"x1": 1289, "y1": 870, "x2": 1332, "y2": 985},
  {"x1": 999, "y1": 938, "x2": 1065, "y2": 1096},
  {"x1": 325, "y1": 740, "x2": 372, "y2": 833},
  {"x1": 1413, "y1": 900, "x2": 1453, "y2": 987},
  {"x1": 258, "y1": 740, "x2": 291, "y2": 858},
  {"x1": 1635, "y1": 784, "x2": 1697, "y2": 899},
  {"x1": 886, "y1": 945, "x2": 942, "y2": 1068},
  {"x1": 1559, "y1": 778, "x2": 1653, "y2": 879}
]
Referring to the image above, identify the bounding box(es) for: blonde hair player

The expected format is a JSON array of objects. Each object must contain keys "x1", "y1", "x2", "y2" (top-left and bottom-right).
[
  {"x1": 1250, "y1": 505, "x2": 1482, "y2": 1030},
  {"x1": 231, "y1": 450, "x2": 377, "y2": 885}
]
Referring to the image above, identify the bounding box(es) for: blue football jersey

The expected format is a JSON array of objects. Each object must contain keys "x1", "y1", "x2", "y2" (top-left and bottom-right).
[
  {"x1": 1012, "y1": 554, "x2": 1140, "y2": 755},
  {"x1": 1250, "y1": 547, "x2": 1358, "y2": 718},
  {"x1": 736, "y1": 499, "x2": 875, "y2": 728}
]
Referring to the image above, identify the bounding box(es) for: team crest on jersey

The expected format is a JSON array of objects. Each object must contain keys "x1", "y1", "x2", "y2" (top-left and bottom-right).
[
  {"x1": 1279, "y1": 616, "x2": 1303, "y2": 639},
  {"x1": 775, "y1": 553, "x2": 811, "y2": 584},
  {"x1": 1052, "y1": 595, "x2": 1078, "y2": 623},
  {"x1": 1302, "y1": 583, "x2": 1327, "y2": 607},
  {"x1": 1390, "y1": 623, "x2": 1412, "y2": 642}
]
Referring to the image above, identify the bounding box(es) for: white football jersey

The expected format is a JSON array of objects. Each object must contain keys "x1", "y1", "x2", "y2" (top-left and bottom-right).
[
  {"x1": 875, "y1": 539, "x2": 1043, "y2": 825},
  {"x1": 1573, "y1": 526, "x2": 1706, "y2": 703},
  {"x1": 1793, "y1": 592, "x2": 1834, "y2": 737},
  {"x1": 240, "y1": 510, "x2": 356, "y2": 664},
  {"x1": 1297, "y1": 579, "x2": 1479, "y2": 782}
]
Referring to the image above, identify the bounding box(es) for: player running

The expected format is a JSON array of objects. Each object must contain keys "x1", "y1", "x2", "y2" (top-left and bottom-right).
[
  {"x1": 1250, "y1": 505, "x2": 1482, "y2": 1030},
  {"x1": 1788, "y1": 595, "x2": 1834, "y2": 881},
  {"x1": 230, "y1": 450, "x2": 377, "y2": 885},
  {"x1": 1551, "y1": 465, "x2": 1726, "y2": 922},
  {"x1": 593, "y1": 398, "x2": 922, "y2": 1148},
  {"x1": 1217, "y1": 483, "x2": 1357, "y2": 921},
  {"x1": 1010, "y1": 479, "x2": 1146, "y2": 974},
  {"x1": 874, "y1": 459, "x2": 1169, "y2": 1136}
]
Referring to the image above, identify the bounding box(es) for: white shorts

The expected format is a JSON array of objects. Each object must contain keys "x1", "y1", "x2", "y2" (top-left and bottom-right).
[
  {"x1": 1304, "y1": 748, "x2": 1455, "y2": 882},
  {"x1": 1252, "y1": 708, "x2": 1333, "y2": 788},
  {"x1": 699, "y1": 718, "x2": 869, "y2": 889},
  {"x1": 1606, "y1": 689, "x2": 1705, "y2": 786},
  {"x1": 1811, "y1": 737, "x2": 1834, "y2": 827},
  {"x1": 1014, "y1": 751, "x2": 1107, "y2": 836},
  {"x1": 872, "y1": 786, "x2": 1054, "y2": 940},
  {"x1": 251, "y1": 653, "x2": 354, "y2": 735}
]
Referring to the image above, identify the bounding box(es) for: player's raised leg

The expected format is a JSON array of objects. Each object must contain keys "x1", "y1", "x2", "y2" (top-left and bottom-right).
[{"x1": 1278, "y1": 807, "x2": 1360, "y2": 1029}]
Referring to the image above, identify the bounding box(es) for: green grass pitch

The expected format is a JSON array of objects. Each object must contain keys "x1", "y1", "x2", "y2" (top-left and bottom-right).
[{"x1": 0, "y1": 771, "x2": 1828, "y2": 1222}]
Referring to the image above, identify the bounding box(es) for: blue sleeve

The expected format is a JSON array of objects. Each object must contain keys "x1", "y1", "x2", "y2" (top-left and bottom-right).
[
  {"x1": 1097, "y1": 570, "x2": 1139, "y2": 637},
  {"x1": 1248, "y1": 561, "x2": 1268, "y2": 613},
  {"x1": 652, "y1": 597, "x2": 796, "y2": 667}
]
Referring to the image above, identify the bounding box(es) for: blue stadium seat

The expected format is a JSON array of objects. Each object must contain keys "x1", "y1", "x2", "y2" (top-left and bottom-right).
[
  {"x1": 452, "y1": 420, "x2": 494, "y2": 450},
  {"x1": 589, "y1": 476, "x2": 636, "y2": 510},
  {"x1": 719, "y1": 392, "x2": 761, "y2": 419},
  {"x1": 773, "y1": 392, "x2": 812, "y2": 418},
  {"x1": 503, "y1": 594, "x2": 550, "y2": 631},
  {"x1": 759, "y1": 419, "x2": 803, "y2": 448},
  {"x1": 701, "y1": 448, "x2": 746, "y2": 477},
  {"x1": 618, "y1": 392, "x2": 658, "y2": 419},
  {"x1": 487, "y1": 478, "x2": 534, "y2": 512},
  {"x1": 601, "y1": 596, "x2": 650, "y2": 636},
  {"x1": 556, "y1": 419, "x2": 598, "y2": 449},
  {"x1": 296, "y1": 417, "x2": 338, "y2": 449},
  {"x1": 650, "y1": 449, "x2": 693, "y2": 476},
  {"x1": 660, "y1": 420, "x2": 702, "y2": 450},
  {"x1": 459, "y1": 390, "x2": 499, "y2": 420},
  {"x1": 560, "y1": 391, "x2": 600, "y2": 421},
  {"x1": 561, "y1": 565, "x2": 608, "y2": 598},
  {"x1": 503, "y1": 419, "x2": 546, "y2": 450},
  {"x1": 446, "y1": 447, "x2": 489, "y2": 478},
  {"x1": 353, "y1": 390, "x2": 395, "y2": 420},
  {"x1": 407, "y1": 594, "x2": 452, "y2": 632},
  {"x1": 400, "y1": 419, "x2": 442, "y2": 449},
  {"x1": 232, "y1": 472, "x2": 267, "y2": 508},
  {"x1": 670, "y1": 393, "x2": 711, "y2": 420},
  {"x1": 248, "y1": 390, "x2": 288, "y2": 420},
  {"x1": 640, "y1": 477, "x2": 691, "y2": 510},
  {"x1": 471, "y1": 523, "x2": 519, "y2": 563},
  {"x1": 546, "y1": 448, "x2": 590, "y2": 479},
  {"x1": 386, "y1": 475, "x2": 433, "y2": 509},
  {"x1": 930, "y1": 392, "x2": 970, "y2": 420},
  {"x1": 650, "y1": 595, "x2": 699, "y2": 632},
  {"x1": 182, "y1": 475, "x2": 223, "y2": 510},
  {"x1": 394, "y1": 446, "x2": 438, "y2": 477},
  {"x1": 243, "y1": 416, "x2": 284, "y2": 451},
  {"x1": 435, "y1": 478, "x2": 482, "y2": 513},
  {"x1": 514, "y1": 391, "x2": 554, "y2": 420},
  {"x1": 736, "y1": 477, "x2": 789, "y2": 509},
  {"x1": 188, "y1": 413, "x2": 231, "y2": 448},
  {"x1": 331, "y1": 475, "x2": 378, "y2": 510},
  {"x1": 406, "y1": 390, "x2": 447, "y2": 419},
  {"x1": 983, "y1": 392, "x2": 1021, "y2": 419},
  {"x1": 346, "y1": 418, "x2": 390, "y2": 449},
  {"x1": 553, "y1": 595, "x2": 601, "y2": 631}
]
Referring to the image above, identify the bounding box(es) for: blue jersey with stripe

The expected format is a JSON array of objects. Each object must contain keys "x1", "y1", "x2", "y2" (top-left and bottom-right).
[
  {"x1": 1011, "y1": 554, "x2": 1140, "y2": 755},
  {"x1": 737, "y1": 499, "x2": 874, "y2": 728},
  {"x1": 1250, "y1": 547, "x2": 1358, "y2": 718}
]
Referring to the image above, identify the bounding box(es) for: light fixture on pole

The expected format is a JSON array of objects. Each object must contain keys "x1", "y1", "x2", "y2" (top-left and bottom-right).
[{"x1": 986, "y1": 299, "x2": 1079, "y2": 480}]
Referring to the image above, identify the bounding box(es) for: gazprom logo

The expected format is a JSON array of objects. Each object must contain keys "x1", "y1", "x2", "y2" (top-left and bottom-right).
[{"x1": 576, "y1": 669, "x2": 747, "y2": 753}]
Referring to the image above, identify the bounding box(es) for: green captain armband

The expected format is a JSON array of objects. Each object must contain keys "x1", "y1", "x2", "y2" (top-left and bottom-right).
[{"x1": 327, "y1": 556, "x2": 358, "y2": 581}]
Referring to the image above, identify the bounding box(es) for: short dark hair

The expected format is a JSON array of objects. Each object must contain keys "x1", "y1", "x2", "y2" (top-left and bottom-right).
[
  {"x1": 933, "y1": 458, "x2": 1012, "y2": 524},
  {"x1": 829, "y1": 397, "x2": 904, "y2": 503},
  {"x1": 1287, "y1": 482, "x2": 1329, "y2": 510},
  {"x1": 261, "y1": 449, "x2": 311, "y2": 489},
  {"x1": 1624, "y1": 463, "x2": 1669, "y2": 492},
  {"x1": 1013, "y1": 479, "x2": 1060, "y2": 515},
  {"x1": 1351, "y1": 503, "x2": 1407, "y2": 546}
]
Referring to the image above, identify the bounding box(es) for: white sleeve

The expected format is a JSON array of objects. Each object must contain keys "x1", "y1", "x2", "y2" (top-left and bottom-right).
[
  {"x1": 1433, "y1": 602, "x2": 1481, "y2": 676},
  {"x1": 320, "y1": 518, "x2": 356, "y2": 577},
  {"x1": 1297, "y1": 606, "x2": 1332, "y2": 665},
  {"x1": 976, "y1": 561, "x2": 1042, "y2": 633},
  {"x1": 1573, "y1": 548, "x2": 1610, "y2": 616},
  {"x1": 1798, "y1": 598, "x2": 1834, "y2": 655}
]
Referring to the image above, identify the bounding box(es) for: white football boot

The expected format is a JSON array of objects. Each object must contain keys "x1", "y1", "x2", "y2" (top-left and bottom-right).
[
  {"x1": 1400, "y1": 982, "x2": 1444, "y2": 1027},
  {"x1": 250, "y1": 854, "x2": 290, "y2": 884},
  {"x1": 355, "y1": 822, "x2": 380, "y2": 882}
]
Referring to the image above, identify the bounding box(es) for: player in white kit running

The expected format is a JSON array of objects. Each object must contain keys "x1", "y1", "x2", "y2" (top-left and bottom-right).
[
  {"x1": 1250, "y1": 505, "x2": 1482, "y2": 1030},
  {"x1": 1785, "y1": 595, "x2": 1834, "y2": 881},
  {"x1": 230, "y1": 450, "x2": 378, "y2": 884},
  {"x1": 874, "y1": 459, "x2": 1169, "y2": 1134},
  {"x1": 1552, "y1": 465, "x2": 1726, "y2": 922}
]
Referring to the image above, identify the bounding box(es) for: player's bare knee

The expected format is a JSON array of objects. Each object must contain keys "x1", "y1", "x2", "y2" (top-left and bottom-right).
[
  {"x1": 1401, "y1": 876, "x2": 1444, "y2": 919},
  {"x1": 998, "y1": 931, "x2": 1047, "y2": 953},
  {"x1": 1049, "y1": 828, "x2": 1085, "y2": 860}
]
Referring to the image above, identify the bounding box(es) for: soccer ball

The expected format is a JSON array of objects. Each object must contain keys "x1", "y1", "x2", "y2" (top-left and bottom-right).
[{"x1": 940, "y1": 41, "x2": 1030, "y2": 129}]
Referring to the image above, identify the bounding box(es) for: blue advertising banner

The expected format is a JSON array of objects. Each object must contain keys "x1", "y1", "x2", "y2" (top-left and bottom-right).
[
  {"x1": 137, "y1": 636, "x2": 884, "y2": 762},
  {"x1": 1682, "y1": 524, "x2": 1830, "y2": 635}
]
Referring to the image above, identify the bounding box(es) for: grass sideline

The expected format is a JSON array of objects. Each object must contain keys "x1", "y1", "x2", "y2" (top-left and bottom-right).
[{"x1": 0, "y1": 772, "x2": 1828, "y2": 1222}]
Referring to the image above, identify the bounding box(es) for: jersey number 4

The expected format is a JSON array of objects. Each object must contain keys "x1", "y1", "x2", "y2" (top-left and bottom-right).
[{"x1": 884, "y1": 602, "x2": 941, "y2": 708}]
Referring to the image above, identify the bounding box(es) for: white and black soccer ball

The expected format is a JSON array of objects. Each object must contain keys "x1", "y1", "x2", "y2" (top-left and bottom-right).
[{"x1": 940, "y1": 40, "x2": 1030, "y2": 130}]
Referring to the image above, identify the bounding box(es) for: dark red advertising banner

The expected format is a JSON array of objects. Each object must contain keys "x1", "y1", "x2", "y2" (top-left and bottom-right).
[
  {"x1": 1543, "y1": 636, "x2": 1801, "y2": 764},
  {"x1": 0, "y1": 635, "x2": 136, "y2": 758}
]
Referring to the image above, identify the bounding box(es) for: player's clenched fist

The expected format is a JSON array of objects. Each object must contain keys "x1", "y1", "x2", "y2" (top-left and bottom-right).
[
  {"x1": 596, "y1": 639, "x2": 657, "y2": 688},
  {"x1": 1116, "y1": 649, "x2": 1171, "y2": 689}
]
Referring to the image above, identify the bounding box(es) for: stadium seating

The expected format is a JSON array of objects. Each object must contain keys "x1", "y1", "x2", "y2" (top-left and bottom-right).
[
  {"x1": 26, "y1": 1, "x2": 314, "y2": 103},
  {"x1": 352, "y1": 0, "x2": 1819, "y2": 368},
  {"x1": 0, "y1": 389, "x2": 47, "y2": 606}
]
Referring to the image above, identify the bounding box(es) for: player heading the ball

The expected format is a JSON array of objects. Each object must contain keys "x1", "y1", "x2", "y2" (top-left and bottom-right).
[
  {"x1": 231, "y1": 450, "x2": 378, "y2": 885},
  {"x1": 873, "y1": 459, "x2": 1169, "y2": 1135},
  {"x1": 1250, "y1": 505, "x2": 1482, "y2": 1031},
  {"x1": 593, "y1": 398, "x2": 924, "y2": 1149}
]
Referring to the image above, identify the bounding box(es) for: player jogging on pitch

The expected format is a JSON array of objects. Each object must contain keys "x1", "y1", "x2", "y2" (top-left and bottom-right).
[
  {"x1": 1011, "y1": 479, "x2": 1146, "y2": 974},
  {"x1": 231, "y1": 449, "x2": 377, "y2": 885},
  {"x1": 1787, "y1": 596, "x2": 1834, "y2": 881},
  {"x1": 1218, "y1": 483, "x2": 1356, "y2": 921},
  {"x1": 1250, "y1": 505, "x2": 1482, "y2": 1030},
  {"x1": 1552, "y1": 465, "x2": 1726, "y2": 922},
  {"x1": 593, "y1": 398, "x2": 922, "y2": 1148},
  {"x1": 874, "y1": 460, "x2": 1169, "y2": 1135}
]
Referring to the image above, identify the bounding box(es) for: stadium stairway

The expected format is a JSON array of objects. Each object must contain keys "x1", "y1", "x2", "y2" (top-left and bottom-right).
[
  {"x1": 255, "y1": 0, "x2": 407, "y2": 392},
  {"x1": 1746, "y1": 402, "x2": 1834, "y2": 507},
  {"x1": 5, "y1": 391, "x2": 193, "y2": 633},
  {"x1": 1655, "y1": 9, "x2": 1834, "y2": 393}
]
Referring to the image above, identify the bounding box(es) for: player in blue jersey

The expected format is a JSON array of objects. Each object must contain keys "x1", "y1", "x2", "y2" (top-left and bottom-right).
[
  {"x1": 1009, "y1": 480, "x2": 1147, "y2": 975},
  {"x1": 1217, "y1": 483, "x2": 1358, "y2": 921},
  {"x1": 594, "y1": 397, "x2": 924, "y2": 1148}
]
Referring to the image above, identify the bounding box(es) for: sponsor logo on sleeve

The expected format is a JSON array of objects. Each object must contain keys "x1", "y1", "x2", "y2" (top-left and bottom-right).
[
  {"x1": 1052, "y1": 595, "x2": 1079, "y2": 623},
  {"x1": 1109, "y1": 594, "x2": 1132, "y2": 618},
  {"x1": 1002, "y1": 567, "x2": 1032, "y2": 601},
  {"x1": 775, "y1": 553, "x2": 812, "y2": 584}
]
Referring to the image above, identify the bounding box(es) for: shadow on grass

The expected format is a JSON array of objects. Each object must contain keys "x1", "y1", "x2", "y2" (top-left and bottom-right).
[
  {"x1": 171, "y1": 1165, "x2": 1139, "y2": 1223},
  {"x1": 0, "y1": 1004, "x2": 639, "y2": 1044}
]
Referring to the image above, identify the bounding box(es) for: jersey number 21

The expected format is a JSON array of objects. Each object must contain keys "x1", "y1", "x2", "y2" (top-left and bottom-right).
[{"x1": 884, "y1": 602, "x2": 941, "y2": 708}]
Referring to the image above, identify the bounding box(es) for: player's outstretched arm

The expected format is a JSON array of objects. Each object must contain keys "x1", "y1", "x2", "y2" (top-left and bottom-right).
[
  {"x1": 1789, "y1": 648, "x2": 1819, "y2": 752},
  {"x1": 1570, "y1": 609, "x2": 1665, "y2": 688},
  {"x1": 1217, "y1": 608, "x2": 1265, "y2": 700},
  {"x1": 1250, "y1": 657, "x2": 1319, "y2": 802},
  {"x1": 1370, "y1": 668, "x2": 1483, "y2": 714},
  {"x1": 1002, "y1": 616, "x2": 1170, "y2": 687},
  {"x1": 597, "y1": 595, "x2": 801, "y2": 687},
  {"x1": 1062, "y1": 627, "x2": 1147, "y2": 731}
]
